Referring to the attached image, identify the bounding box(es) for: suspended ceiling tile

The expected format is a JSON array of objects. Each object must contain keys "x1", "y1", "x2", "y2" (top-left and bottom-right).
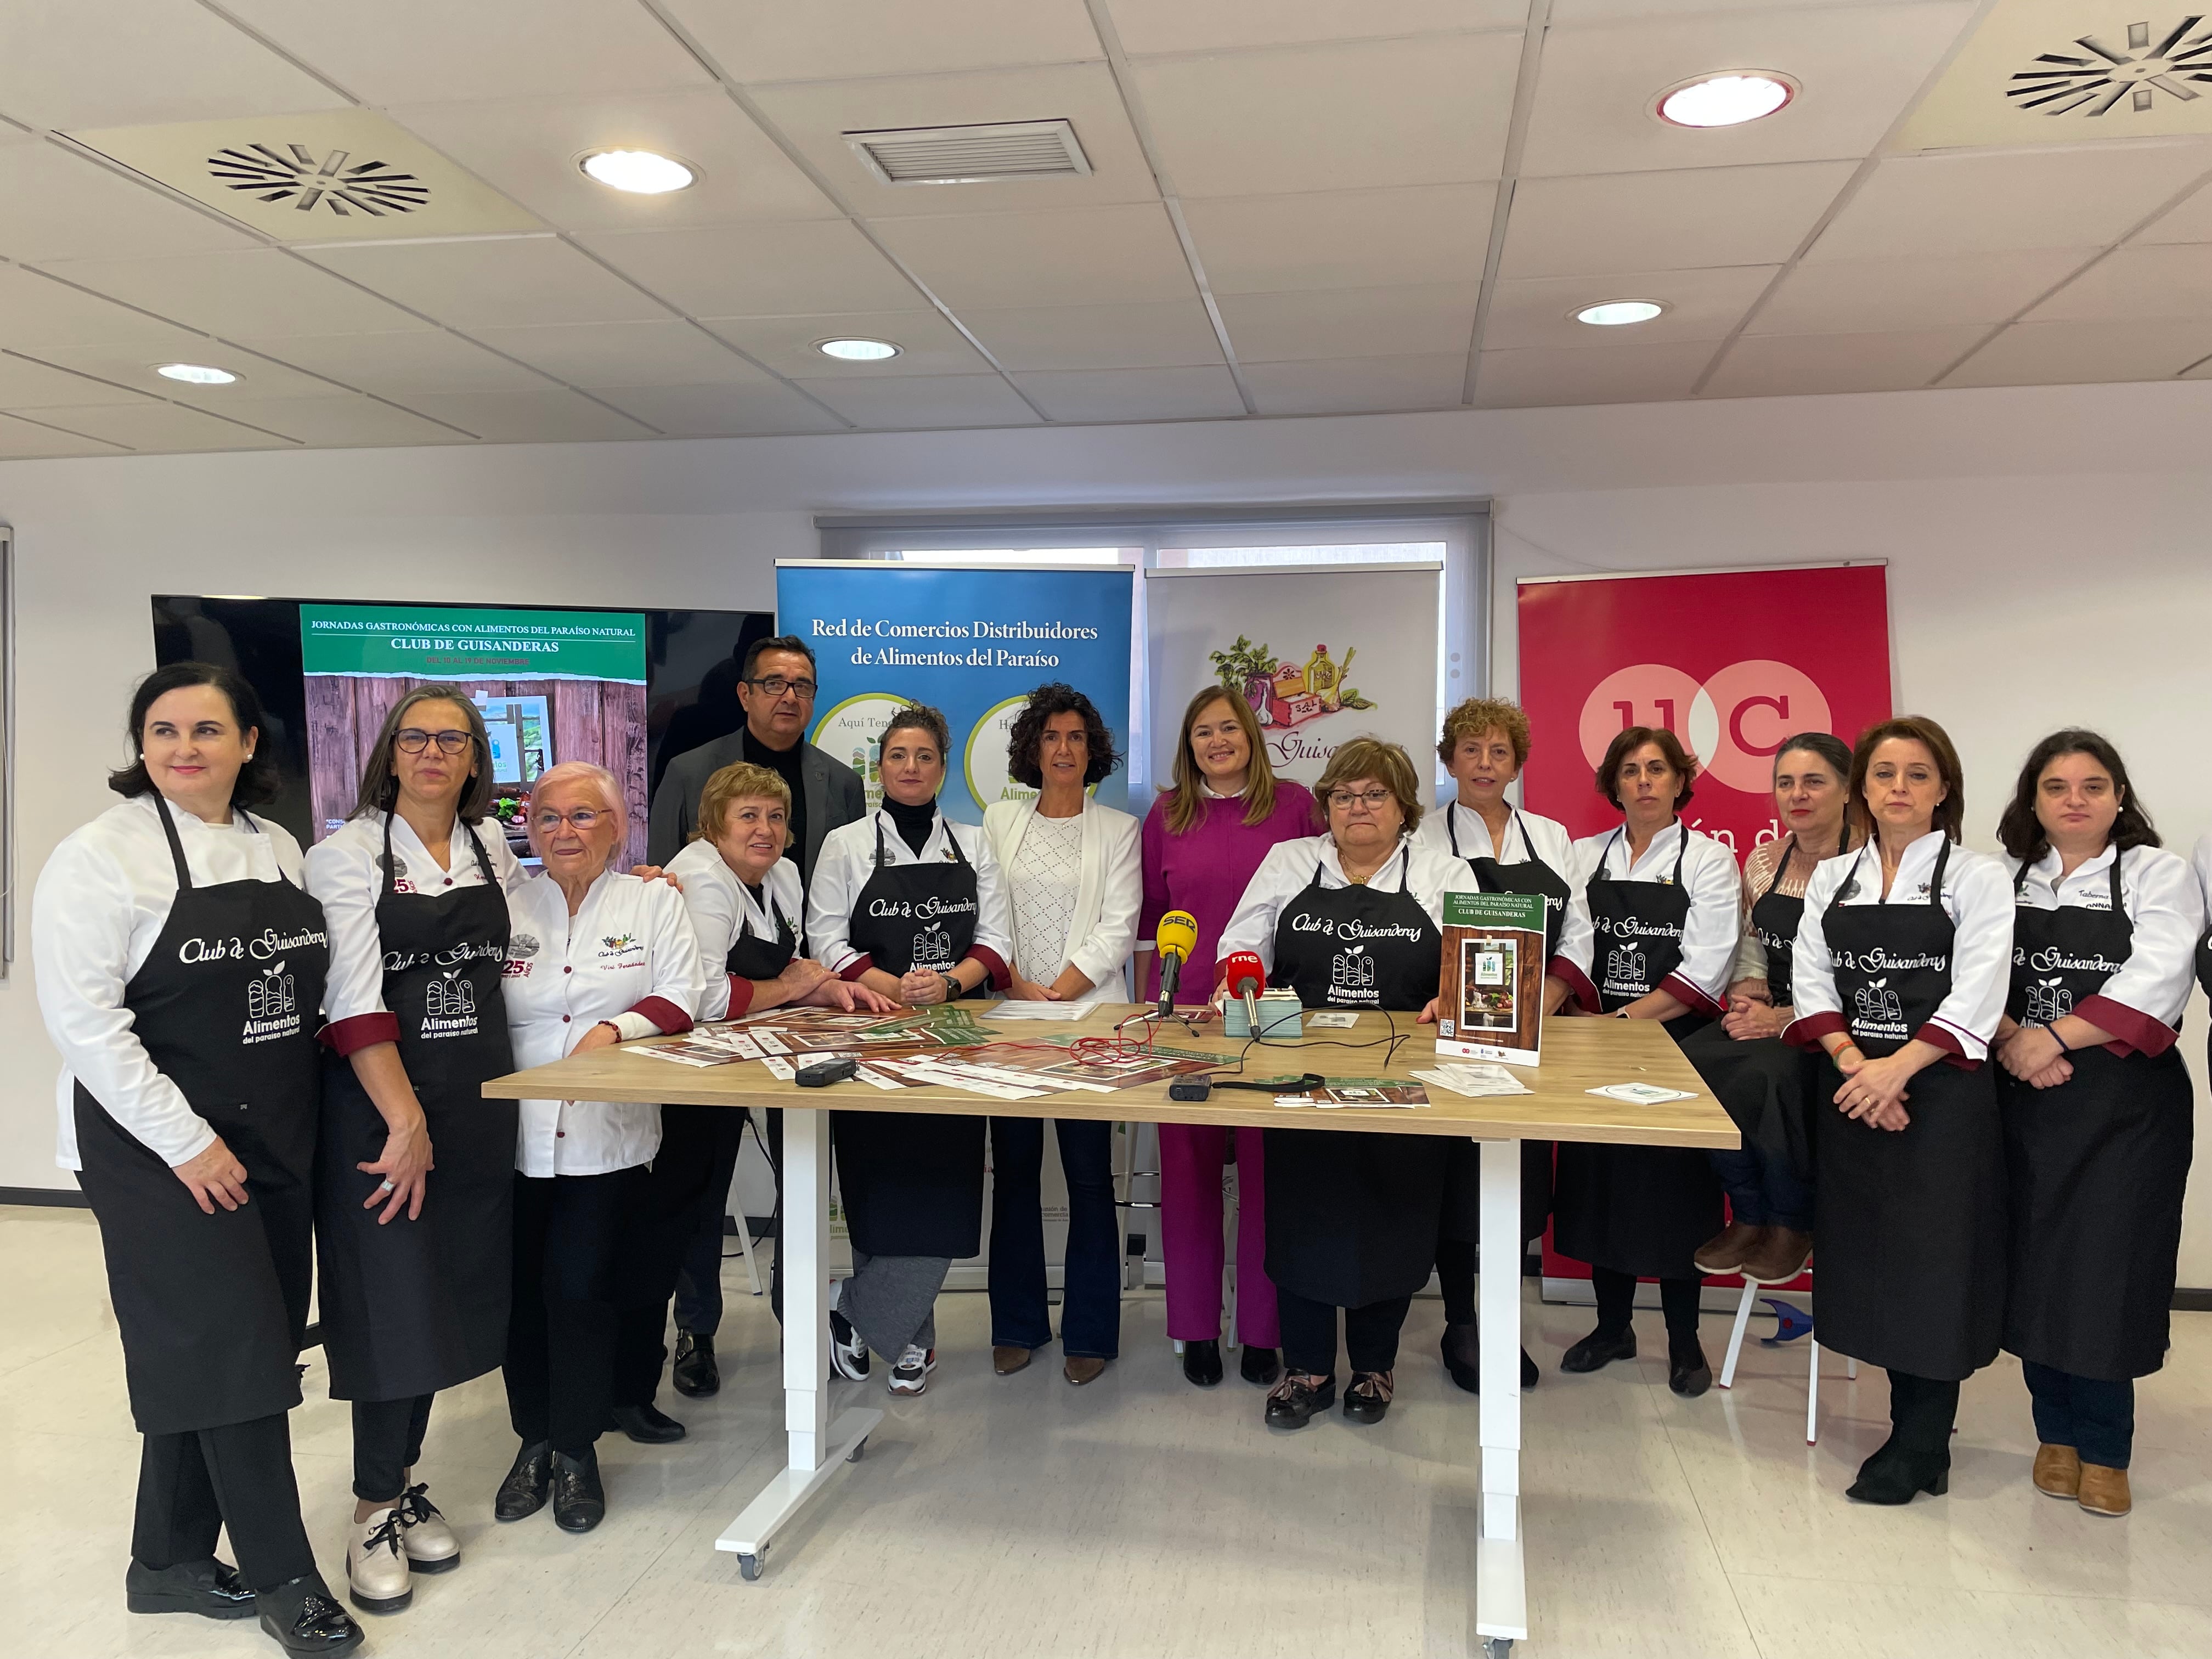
[
  {"x1": 667, "y1": 0, "x2": 1102, "y2": 83},
  {"x1": 215, "y1": 0, "x2": 713, "y2": 105},
  {"x1": 469, "y1": 320, "x2": 779, "y2": 388},
  {"x1": 1942, "y1": 317, "x2": 2212, "y2": 386},
  {"x1": 387, "y1": 89, "x2": 839, "y2": 234},
  {"x1": 1470, "y1": 338, "x2": 1713, "y2": 408},
  {"x1": 1132, "y1": 33, "x2": 1519, "y2": 199},
  {"x1": 1500, "y1": 161, "x2": 1857, "y2": 278},
  {"x1": 0, "y1": 1, "x2": 346, "y2": 132},
  {"x1": 1520, "y1": 4, "x2": 1974, "y2": 179},
  {"x1": 2024, "y1": 243, "x2": 2212, "y2": 321},
  {"x1": 1241, "y1": 352, "x2": 1467, "y2": 415},
  {"x1": 0, "y1": 266, "x2": 228, "y2": 352},
  {"x1": 302, "y1": 238, "x2": 668, "y2": 329},
  {"x1": 30, "y1": 340, "x2": 356, "y2": 401},
  {"x1": 1216, "y1": 283, "x2": 1479, "y2": 363},
  {"x1": 0, "y1": 351, "x2": 161, "y2": 409},
  {"x1": 39, "y1": 399, "x2": 296, "y2": 450},
  {"x1": 744, "y1": 63, "x2": 1159, "y2": 217},
  {"x1": 0, "y1": 139, "x2": 261, "y2": 262},
  {"x1": 394, "y1": 389, "x2": 659, "y2": 442},
  {"x1": 1110, "y1": 0, "x2": 1525, "y2": 54},
  {"x1": 1011, "y1": 364, "x2": 1245, "y2": 421},
  {"x1": 0, "y1": 410, "x2": 129, "y2": 457},
  {"x1": 219, "y1": 330, "x2": 553, "y2": 397},
  {"x1": 1806, "y1": 144, "x2": 2212, "y2": 263},
  {"x1": 176, "y1": 394, "x2": 476, "y2": 448},
  {"x1": 32, "y1": 249, "x2": 428, "y2": 338},
  {"x1": 1181, "y1": 184, "x2": 1496, "y2": 295},
  {"x1": 868, "y1": 203, "x2": 1195, "y2": 308},
  {"x1": 2138, "y1": 179, "x2": 2212, "y2": 244},
  {"x1": 708, "y1": 311, "x2": 991, "y2": 379},
  {"x1": 802, "y1": 373, "x2": 1042, "y2": 427},
  {"x1": 1551, "y1": 0, "x2": 1901, "y2": 15},
  {"x1": 1746, "y1": 249, "x2": 2093, "y2": 334},
  {"x1": 957, "y1": 298, "x2": 1224, "y2": 370},
  {"x1": 1701, "y1": 326, "x2": 1990, "y2": 397},
  {"x1": 589, "y1": 381, "x2": 848, "y2": 436},
  {"x1": 576, "y1": 221, "x2": 924, "y2": 316},
  {"x1": 1484, "y1": 265, "x2": 1778, "y2": 350}
]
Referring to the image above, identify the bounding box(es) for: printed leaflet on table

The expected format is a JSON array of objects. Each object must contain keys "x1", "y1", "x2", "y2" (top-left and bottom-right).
[{"x1": 1434, "y1": 890, "x2": 1548, "y2": 1066}]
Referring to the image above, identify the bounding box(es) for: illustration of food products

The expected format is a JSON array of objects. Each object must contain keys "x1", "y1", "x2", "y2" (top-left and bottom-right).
[{"x1": 1207, "y1": 634, "x2": 1376, "y2": 732}]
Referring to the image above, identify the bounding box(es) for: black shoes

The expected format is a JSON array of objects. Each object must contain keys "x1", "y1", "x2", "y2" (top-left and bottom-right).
[
  {"x1": 1263, "y1": 1372, "x2": 1338, "y2": 1429},
  {"x1": 1343, "y1": 1370, "x2": 1395, "y2": 1425},
  {"x1": 1668, "y1": 1337, "x2": 1713, "y2": 1398},
  {"x1": 494, "y1": 1439, "x2": 552, "y2": 1522},
  {"x1": 1441, "y1": 1322, "x2": 1542, "y2": 1392},
  {"x1": 125, "y1": 1556, "x2": 256, "y2": 1620},
  {"x1": 829, "y1": 1307, "x2": 870, "y2": 1381},
  {"x1": 1240, "y1": 1345, "x2": 1282, "y2": 1386},
  {"x1": 1560, "y1": 1325, "x2": 1639, "y2": 1373},
  {"x1": 1181, "y1": 1338, "x2": 1224, "y2": 1387},
  {"x1": 255, "y1": 1575, "x2": 364, "y2": 1655},
  {"x1": 1847, "y1": 1440, "x2": 1951, "y2": 1505},
  {"x1": 672, "y1": 1329, "x2": 720, "y2": 1397},
  {"x1": 612, "y1": 1402, "x2": 687, "y2": 1443},
  {"x1": 551, "y1": 1448, "x2": 606, "y2": 1532}
]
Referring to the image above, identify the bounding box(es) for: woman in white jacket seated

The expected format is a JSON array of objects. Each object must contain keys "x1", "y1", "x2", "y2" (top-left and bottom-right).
[{"x1": 980, "y1": 684, "x2": 1142, "y2": 1385}]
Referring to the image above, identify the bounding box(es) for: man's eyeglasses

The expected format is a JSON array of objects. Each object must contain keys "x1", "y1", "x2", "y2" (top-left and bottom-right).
[
  {"x1": 745, "y1": 675, "x2": 817, "y2": 700},
  {"x1": 1327, "y1": 788, "x2": 1395, "y2": 811},
  {"x1": 531, "y1": 808, "x2": 605, "y2": 832},
  {"x1": 395, "y1": 729, "x2": 473, "y2": 756}
]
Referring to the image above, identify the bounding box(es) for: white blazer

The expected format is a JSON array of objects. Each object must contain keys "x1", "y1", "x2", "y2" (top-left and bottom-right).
[{"x1": 983, "y1": 797, "x2": 1141, "y2": 1005}]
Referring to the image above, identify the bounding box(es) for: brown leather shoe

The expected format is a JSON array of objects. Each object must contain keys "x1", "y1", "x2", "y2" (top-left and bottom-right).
[
  {"x1": 2032, "y1": 1443, "x2": 2081, "y2": 1498},
  {"x1": 2077, "y1": 1463, "x2": 2131, "y2": 1517},
  {"x1": 1740, "y1": 1227, "x2": 1813, "y2": 1284},
  {"x1": 1063, "y1": 1356, "x2": 1107, "y2": 1386},
  {"x1": 1693, "y1": 1222, "x2": 1767, "y2": 1276},
  {"x1": 992, "y1": 1346, "x2": 1032, "y2": 1376}
]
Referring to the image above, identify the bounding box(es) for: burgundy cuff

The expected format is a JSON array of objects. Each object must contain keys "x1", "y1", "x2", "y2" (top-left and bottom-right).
[
  {"x1": 967, "y1": 944, "x2": 1012, "y2": 992},
  {"x1": 628, "y1": 996, "x2": 693, "y2": 1036},
  {"x1": 1785, "y1": 1010, "x2": 1847, "y2": 1051},
  {"x1": 1661, "y1": 972, "x2": 1724, "y2": 1019},
  {"x1": 838, "y1": 953, "x2": 874, "y2": 983},
  {"x1": 725, "y1": 975, "x2": 754, "y2": 1019},
  {"x1": 1914, "y1": 1022, "x2": 1980, "y2": 1069},
  {"x1": 1548, "y1": 957, "x2": 1599, "y2": 1014},
  {"x1": 318, "y1": 1012, "x2": 400, "y2": 1056},
  {"x1": 2075, "y1": 994, "x2": 2177, "y2": 1059}
]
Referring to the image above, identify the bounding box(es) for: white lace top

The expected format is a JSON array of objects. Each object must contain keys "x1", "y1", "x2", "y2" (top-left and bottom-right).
[{"x1": 1009, "y1": 811, "x2": 1086, "y2": 984}]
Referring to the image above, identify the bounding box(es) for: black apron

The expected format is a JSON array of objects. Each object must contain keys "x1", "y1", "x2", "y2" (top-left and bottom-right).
[
  {"x1": 2000, "y1": 854, "x2": 2191, "y2": 1380},
  {"x1": 1440, "y1": 806, "x2": 1561, "y2": 1245},
  {"x1": 1262, "y1": 845, "x2": 1450, "y2": 1307},
  {"x1": 832, "y1": 817, "x2": 987, "y2": 1258},
  {"x1": 314, "y1": 816, "x2": 516, "y2": 1402},
  {"x1": 1813, "y1": 840, "x2": 2006, "y2": 1380},
  {"x1": 73, "y1": 796, "x2": 330, "y2": 1436},
  {"x1": 1551, "y1": 825, "x2": 1724, "y2": 1277}
]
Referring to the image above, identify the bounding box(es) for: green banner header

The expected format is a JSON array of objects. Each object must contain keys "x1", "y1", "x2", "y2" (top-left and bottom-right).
[
  {"x1": 300, "y1": 605, "x2": 647, "y2": 684},
  {"x1": 1441, "y1": 890, "x2": 1549, "y2": 932}
]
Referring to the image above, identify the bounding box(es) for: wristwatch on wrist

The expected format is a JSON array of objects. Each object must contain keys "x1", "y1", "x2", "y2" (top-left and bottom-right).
[{"x1": 939, "y1": 970, "x2": 961, "y2": 1000}]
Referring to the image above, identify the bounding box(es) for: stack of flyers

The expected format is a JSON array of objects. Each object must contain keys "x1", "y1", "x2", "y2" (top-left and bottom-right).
[
  {"x1": 1586, "y1": 1082, "x2": 1698, "y2": 1105},
  {"x1": 1410, "y1": 1062, "x2": 1533, "y2": 1098},
  {"x1": 866, "y1": 1056, "x2": 1056, "y2": 1101},
  {"x1": 1267, "y1": 1077, "x2": 1429, "y2": 1109},
  {"x1": 630, "y1": 1027, "x2": 768, "y2": 1066}
]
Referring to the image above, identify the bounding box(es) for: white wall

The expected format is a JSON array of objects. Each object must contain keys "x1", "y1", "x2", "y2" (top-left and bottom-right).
[{"x1": 6, "y1": 379, "x2": 2211, "y2": 1275}]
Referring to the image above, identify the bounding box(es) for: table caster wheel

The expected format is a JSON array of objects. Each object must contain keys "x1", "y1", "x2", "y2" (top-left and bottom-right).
[
  {"x1": 1481, "y1": 1639, "x2": 1513, "y2": 1658},
  {"x1": 847, "y1": 1437, "x2": 868, "y2": 1463},
  {"x1": 738, "y1": 1549, "x2": 765, "y2": 1582}
]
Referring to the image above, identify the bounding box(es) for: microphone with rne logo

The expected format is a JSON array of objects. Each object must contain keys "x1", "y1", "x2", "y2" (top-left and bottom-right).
[
  {"x1": 1221, "y1": 950, "x2": 1267, "y2": 1035},
  {"x1": 1154, "y1": 910, "x2": 1199, "y2": 1018}
]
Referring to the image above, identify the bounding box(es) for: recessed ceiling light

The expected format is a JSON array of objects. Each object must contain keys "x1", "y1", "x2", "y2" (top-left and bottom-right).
[
  {"x1": 815, "y1": 337, "x2": 901, "y2": 362},
  {"x1": 579, "y1": 149, "x2": 696, "y2": 194},
  {"x1": 1656, "y1": 72, "x2": 1796, "y2": 128},
  {"x1": 1574, "y1": 300, "x2": 1666, "y2": 327},
  {"x1": 155, "y1": 363, "x2": 239, "y2": 385}
]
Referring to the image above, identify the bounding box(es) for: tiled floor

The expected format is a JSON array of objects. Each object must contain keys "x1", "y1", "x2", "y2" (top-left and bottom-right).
[{"x1": 5, "y1": 1203, "x2": 2209, "y2": 1658}]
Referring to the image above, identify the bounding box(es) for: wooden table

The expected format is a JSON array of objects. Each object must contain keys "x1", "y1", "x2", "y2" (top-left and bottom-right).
[{"x1": 486, "y1": 1006, "x2": 1734, "y2": 1658}]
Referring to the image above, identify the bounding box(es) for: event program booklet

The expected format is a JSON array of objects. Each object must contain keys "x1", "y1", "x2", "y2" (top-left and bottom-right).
[
  {"x1": 1267, "y1": 1077, "x2": 1430, "y2": 1109},
  {"x1": 1434, "y1": 890, "x2": 1548, "y2": 1066}
]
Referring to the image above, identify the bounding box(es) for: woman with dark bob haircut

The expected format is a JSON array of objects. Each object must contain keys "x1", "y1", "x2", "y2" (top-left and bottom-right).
[
  {"x1": 981, "y1": 684, "x2": 1141, "y2": 1383},
  {"x1": 35, "y1": 662, "x2": 365, "y2": 1650},
  {"x1": 1989, "y1": 731, "x2": 2200, "y2": 1518}
]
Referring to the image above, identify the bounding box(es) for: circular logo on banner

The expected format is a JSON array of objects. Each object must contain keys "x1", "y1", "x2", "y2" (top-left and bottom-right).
[
  {"x1": 965, "y1": 696, "x2": 1034, "y2": 809},
  {"x1": 812, "y1": 693, "x2": 905, "y2": 816},
  {"x1": 1579, "y1": 661, "x2": 1833, "y2": 794}
]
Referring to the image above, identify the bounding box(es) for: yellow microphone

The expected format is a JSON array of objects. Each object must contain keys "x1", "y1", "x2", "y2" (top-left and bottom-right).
[{"x1": 1154, "y1": 910, "x2": 1199, "y2": 1018}]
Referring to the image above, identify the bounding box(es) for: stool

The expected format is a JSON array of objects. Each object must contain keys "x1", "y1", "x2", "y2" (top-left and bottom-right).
[{"x1": 1717, "y1": 1279, "x2": 1855, "y2": 1443}]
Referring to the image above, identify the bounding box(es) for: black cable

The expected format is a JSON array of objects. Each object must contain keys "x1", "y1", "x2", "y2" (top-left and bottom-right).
[{"x1": 1199, "y1": 1005, "x2": 1413, "y2": 1084}]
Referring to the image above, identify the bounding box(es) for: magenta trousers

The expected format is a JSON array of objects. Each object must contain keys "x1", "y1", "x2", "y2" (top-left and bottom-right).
[{"x1": 1159, "y1": 1122, "x2": 1280, "y2": 1346}]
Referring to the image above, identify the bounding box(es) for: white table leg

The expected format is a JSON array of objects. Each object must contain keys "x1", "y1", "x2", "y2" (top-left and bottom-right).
[
  {"x1": 1475, "y1": 1137, "x2": 1528, "y2": 1647},
  {"x1": 715, "y1": 1108, "x2": 879, "y2": 1578}
]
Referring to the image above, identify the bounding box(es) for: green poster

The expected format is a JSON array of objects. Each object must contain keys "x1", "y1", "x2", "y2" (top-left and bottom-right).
[
  {"x1": 1441, "y1": 890, "x2": 1548, "y2": 932},
  {"x1": 300, "y1": 604, "x2": 647, "y2": 683}
]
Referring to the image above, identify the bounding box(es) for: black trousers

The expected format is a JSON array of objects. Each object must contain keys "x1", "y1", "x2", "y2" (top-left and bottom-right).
[
  {"x1": 352, "y1": 1392, "x2": 434, "y2": 1502},
  {"x1": 505, "y1": 1167, "x2": 645, "y2": 1457},
  {"x1": 134, "y1": 1414, "x2": 316, "y2": 1592},
  {"x1": 1278, "y1": 1287, "x2": 1414, "y2": 1377},
  {"x1": 1592, "y1": 1266, "x2": 1703, "y2": 1341}
]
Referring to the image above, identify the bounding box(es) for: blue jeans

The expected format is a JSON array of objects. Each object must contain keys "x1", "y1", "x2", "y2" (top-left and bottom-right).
[
  {"x1": 987, "y1": 1118, "x2": 1121, "y2": 1359},
  {"x1": 1709, "y1": 1143, "x2": 1814, "y2": 1231},
  {"x1": 2023, "y1": 1359, "x2": 2135, "y2": 1469}
]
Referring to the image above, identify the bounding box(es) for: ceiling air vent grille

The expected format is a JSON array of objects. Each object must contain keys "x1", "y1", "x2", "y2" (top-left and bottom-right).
[
  {"x1": 844, "y1": 119, "x2": 1092, "y2": 185},
  {"x1": 2007, "y1": 16, "x2": 2212, "y2": 116},
  {"x1": 207, "y1": 144, "x2": 430, "y2": 216}
]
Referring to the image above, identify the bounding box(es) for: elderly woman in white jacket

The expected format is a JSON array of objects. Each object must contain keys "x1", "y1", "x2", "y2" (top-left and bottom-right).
[{"x1": 980, "y1": 684, "x2": 1141, "y2": 1385}]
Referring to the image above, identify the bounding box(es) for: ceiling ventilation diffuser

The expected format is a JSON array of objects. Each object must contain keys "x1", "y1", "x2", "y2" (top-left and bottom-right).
[
  {"x1": 2007, "y1": 16, "x2": 2212, "y2": 115},
  {"x1": 208, "y1": 144, "x2": 430, "y2": 217},
  {"x1": 844, "y1": 119, "x2": 1092, "y2": 185}
]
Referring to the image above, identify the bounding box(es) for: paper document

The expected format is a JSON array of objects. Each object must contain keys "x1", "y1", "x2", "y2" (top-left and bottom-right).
[
  {"x1": 981, "y1": 1001, "x2": 1092, "y2": 1021},
  {"x1": 1411, "y1": 1062, "x2": 1532, "y2": 1098},
  {"x1": 1302, "y1": 1011, "x2": 1359, "y2": 1029},
  {"x1": 1587, "y1": 1082, "x2": 1697, "y2": 1104}
]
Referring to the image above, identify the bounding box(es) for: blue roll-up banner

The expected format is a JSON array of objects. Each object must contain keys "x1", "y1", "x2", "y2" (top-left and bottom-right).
[{"x1": 776, "y1": 561, "x2": 1135, "y2": 823}]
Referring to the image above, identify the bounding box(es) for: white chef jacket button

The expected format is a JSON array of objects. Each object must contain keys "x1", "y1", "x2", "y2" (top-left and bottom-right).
[
  {"x1": 564, "y1": 966, "x2": 573, "y2": 974},
  {"x1": 556, "y1": 1130, "x2": 565, "y2": 1138},
  {"x1": 562, "y1": 1014, "x2": 572, "y2": 1022},
  {"x1": 443, "y1": 878, "x2": 453, "y2": 886}
]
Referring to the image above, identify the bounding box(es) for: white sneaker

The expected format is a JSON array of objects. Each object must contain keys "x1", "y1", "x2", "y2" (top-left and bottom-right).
[
  {"x1": 888, "y1": 1345, "x2": 936, "y2": 1396},
  {"x1": 396, "y1": 1482, "x2": 460, "y2": 1573},
  {"x1": 830, "y1": 1306, "x2": 870, "y2": 1381},
  {"x1": 346, "y1": 1504, "x2": 411, "y2": 1614}
]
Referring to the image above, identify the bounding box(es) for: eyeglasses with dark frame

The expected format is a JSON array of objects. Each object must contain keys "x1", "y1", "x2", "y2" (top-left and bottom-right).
[
  {"x1": 744, "y1": 675, "x2": 817, "y2": 700},
  {"x1": 394, "y1": 728, "x2": 474, "y2": 757},
  {"x1": 1327, "y1": 787, "x2": 1396, "y2": 812}
]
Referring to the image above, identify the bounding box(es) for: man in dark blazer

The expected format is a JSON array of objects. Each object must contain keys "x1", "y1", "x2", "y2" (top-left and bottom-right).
[{"x1": 647, "y1": 634, "x2": 864, "y2": 882}]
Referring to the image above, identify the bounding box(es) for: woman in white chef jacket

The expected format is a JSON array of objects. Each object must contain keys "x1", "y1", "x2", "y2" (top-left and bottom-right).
[
  {"x1": 1785, "y1": 715, "x2": 2012, "y2": 1505},
  {"x1": 1991, "y1": 730, "x2": 2201, "y2": 1519},
  {"x1": 806, "y1": 703, "x2": 1014, "y2": 1397},
  {"x1": 493, "y1": 762, "x2": 701, "y2": 1535},
  {"x1": 980, "y1": 684, "x2": 1141, "y2": 1385},
  {"x1": 1547, "y1": 725, "x2": 1739, "y2": 1398},
  {"x1": 34, "y1": 662, "x2": 364, "y2": 1656}
]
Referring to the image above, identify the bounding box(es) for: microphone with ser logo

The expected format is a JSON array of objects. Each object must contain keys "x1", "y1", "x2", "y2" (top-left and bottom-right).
[{"x1": 1153, "y1": 910, "x2": 1199, "y2": 1020}]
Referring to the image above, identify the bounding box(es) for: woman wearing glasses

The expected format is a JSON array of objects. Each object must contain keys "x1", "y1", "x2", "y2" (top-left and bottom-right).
[{"x1": 306, "y1": 691, "x2": 526, "y2": 1613}]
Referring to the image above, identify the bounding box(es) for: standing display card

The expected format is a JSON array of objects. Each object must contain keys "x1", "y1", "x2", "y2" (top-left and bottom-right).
[{"x1": 1434, "y1": 889, "x2": 1548, "y2": 1066}]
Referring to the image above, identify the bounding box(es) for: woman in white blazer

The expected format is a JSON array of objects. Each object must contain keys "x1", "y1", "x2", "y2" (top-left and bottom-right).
[{"x1": 980, "y1": 684, "x2": 1141, "y2": 1384}]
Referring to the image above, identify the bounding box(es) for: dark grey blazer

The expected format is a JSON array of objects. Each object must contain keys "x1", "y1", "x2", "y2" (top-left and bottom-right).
[{"x1": 647, "y1": 732, "x2": 865, "y2": 883}]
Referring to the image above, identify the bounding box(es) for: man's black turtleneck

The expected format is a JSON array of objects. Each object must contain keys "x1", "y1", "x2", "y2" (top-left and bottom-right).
[
  {"x1": 742, "y1": 725, "x2": 807, "y2": 871},
  {"x1": 883, "y1": 793, "x2": 938, "y2": 858}
]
